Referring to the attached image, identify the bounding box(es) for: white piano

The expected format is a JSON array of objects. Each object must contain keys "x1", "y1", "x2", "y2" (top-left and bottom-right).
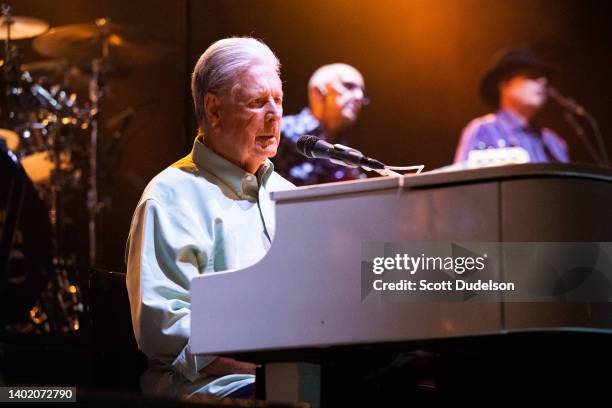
[{"x1": 191, "y1": 163, "x2": 612, "y2": 405}]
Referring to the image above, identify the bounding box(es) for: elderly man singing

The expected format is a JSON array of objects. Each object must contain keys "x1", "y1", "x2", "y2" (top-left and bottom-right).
[{"x1": 125, "y1": 37, "x2": 294, "y2": 398}]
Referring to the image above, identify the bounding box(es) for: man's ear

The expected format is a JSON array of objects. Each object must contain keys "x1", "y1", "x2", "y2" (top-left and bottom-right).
[
  {"x1": 308, "y1": 85, "x2": 327, "y2": 118},
  {"x1": 308, "y1": 85, "x2": 326, "y2": 107},
  {"x1": 204, "y1": 93, "x2": 221, "y2": 130}
]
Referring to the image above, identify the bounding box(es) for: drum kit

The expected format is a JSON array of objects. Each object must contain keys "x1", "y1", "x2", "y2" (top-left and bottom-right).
[{"x1": 0, "y1": 4, "x2": 171, "y2": 334}]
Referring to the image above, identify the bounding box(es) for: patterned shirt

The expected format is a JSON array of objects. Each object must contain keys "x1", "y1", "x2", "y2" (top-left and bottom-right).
[
  {"x1": 454, "y1": 109, "x2": 569, "y2": 164},
  {"x1": 273, "y1": 108, "x2": 366, "y2": 186}
]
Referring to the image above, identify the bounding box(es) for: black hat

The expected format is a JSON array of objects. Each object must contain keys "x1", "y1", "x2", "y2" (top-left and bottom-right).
[{"x1": 479, "y1": 47, "x2": 556, "y2": 106}]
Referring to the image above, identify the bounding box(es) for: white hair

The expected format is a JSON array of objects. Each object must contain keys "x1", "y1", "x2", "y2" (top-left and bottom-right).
[{"x1": 191, "y1": 37, "x2": 280, "y2": 131}]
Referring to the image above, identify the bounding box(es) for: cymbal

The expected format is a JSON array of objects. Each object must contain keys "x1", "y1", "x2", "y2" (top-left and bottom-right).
[
  {"x1": 0, "y1": 16, "x2": 49, "y2": 40},
  {"x1": 23, "y1": 59, "x2": 130, "y2": 90},
  {"x1": 22, "y1": 58, "x2": 70, "y2": 76},
  {"x1": 33, "y1": 19, "x2": 172, "y2": 67},
  {"x1": 21, "y1": 59, "x2": 87, "y2": 91}
]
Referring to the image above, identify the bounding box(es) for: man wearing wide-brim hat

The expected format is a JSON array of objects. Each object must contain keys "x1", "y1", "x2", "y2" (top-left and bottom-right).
[{"x1": 454, "y1": 47, "x2": 569, "y2": 164}]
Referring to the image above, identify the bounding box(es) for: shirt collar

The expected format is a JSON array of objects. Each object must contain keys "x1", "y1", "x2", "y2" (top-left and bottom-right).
[{"x1": 191, "y1": 136, "x2": 274, "y2": 201}]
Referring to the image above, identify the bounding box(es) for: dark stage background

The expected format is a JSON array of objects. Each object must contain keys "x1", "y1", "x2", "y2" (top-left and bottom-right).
[{"x1": 14, "y1": 0, "x2": 612, "y2": 271}]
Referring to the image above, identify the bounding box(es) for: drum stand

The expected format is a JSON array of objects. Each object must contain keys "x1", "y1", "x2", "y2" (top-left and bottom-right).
[
  {"x1": 86, "y1": 18, "x2": 111, "y2": 268},
  {"x1": 1, "y1": 3, "x2": 12, "y2": 61},
  {"x1": 87, "y1": 62, "x2": 101, "y2": 267}
]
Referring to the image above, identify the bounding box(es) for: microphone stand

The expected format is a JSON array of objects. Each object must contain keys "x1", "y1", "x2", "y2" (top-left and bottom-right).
[
  {"x1": 549, "y1": 87, "x2": 610, "y2": 167},
  {"x1": 584, "y1": 111, "x2": 610, "y2": 166},
  {"x1": 563, "y1": 111, "x2": 603, "y2": 166}
]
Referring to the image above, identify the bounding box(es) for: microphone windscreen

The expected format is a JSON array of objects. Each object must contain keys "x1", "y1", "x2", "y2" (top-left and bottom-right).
[{"x1": 296, "y1": 135, "x2": 320, "y2": 158}]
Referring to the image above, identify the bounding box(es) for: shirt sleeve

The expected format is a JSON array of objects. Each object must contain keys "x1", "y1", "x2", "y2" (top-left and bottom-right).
[
  {"x1": 126, "y1": 198, "x2": 217, "y2": 382},
  {"x1": 541, "y1": 128, "x2": 570, "y2": 163},
  {"x1": 454, "y1": 119, "x2": 486, "y2": 163}
]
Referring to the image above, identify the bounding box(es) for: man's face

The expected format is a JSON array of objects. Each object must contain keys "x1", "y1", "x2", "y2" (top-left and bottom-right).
[
  {"x1": 324, "y1": 78, "x2": 365, "y2": 125},
  {"x1": 213, "y1": 63, "x2": 283, "y2": 173},
  {"x1": 316, "y1": 69, "x2": 366, "y2": 131},
  {"x1": 499, "y1": 72, "x2": 548, "y2": 111}
]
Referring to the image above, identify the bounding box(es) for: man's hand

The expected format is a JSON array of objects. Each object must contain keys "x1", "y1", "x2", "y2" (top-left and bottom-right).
[{"x1": 203, "y1": 357, "x2": 258, "y2": 376}]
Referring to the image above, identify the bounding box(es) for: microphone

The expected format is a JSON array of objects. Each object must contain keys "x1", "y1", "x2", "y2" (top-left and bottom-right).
[
  {"x1": 547, "y1": 86, "x2": 586, "y2": 116},
  {"x1": 296, "y1": 135, "x2": 386, "y2": 171}
]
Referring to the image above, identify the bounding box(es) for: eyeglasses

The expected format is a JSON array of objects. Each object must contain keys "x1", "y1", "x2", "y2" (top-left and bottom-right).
[{"x1": 335, "y1": 81, "x2": 370, "y2": 106}]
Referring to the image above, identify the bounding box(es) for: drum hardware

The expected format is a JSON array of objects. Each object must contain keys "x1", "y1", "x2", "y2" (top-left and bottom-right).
[
  {"x1": 21, "y1": 59, "x2": 75, "y2": 89},
  {"x1": 0, "y1": 5, "x2": 78, "y2": 335},
  {"x1": 0, "y1": 8, "x2": 49, "y2": 41},
  {"x1": 32, "y1": 16, "x2": 172, "y2": 266},
  {"x1": 28, "y1": 258, "x2": 84, "y2": 334},
  {"x1": 0, "y1": 5, "x2": 49, "y2": 93},
  {"x1": 1, "y1": 9, "x2": 172, "y2": 334},
  {"x1": 32, "y1": 18, "x2": 172, "y2": 68}
]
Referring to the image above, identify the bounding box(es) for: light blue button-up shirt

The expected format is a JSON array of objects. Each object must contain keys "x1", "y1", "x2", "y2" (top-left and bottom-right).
[{"x1": 126, "y1": 137, "x2": 294, "y2": 397}]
